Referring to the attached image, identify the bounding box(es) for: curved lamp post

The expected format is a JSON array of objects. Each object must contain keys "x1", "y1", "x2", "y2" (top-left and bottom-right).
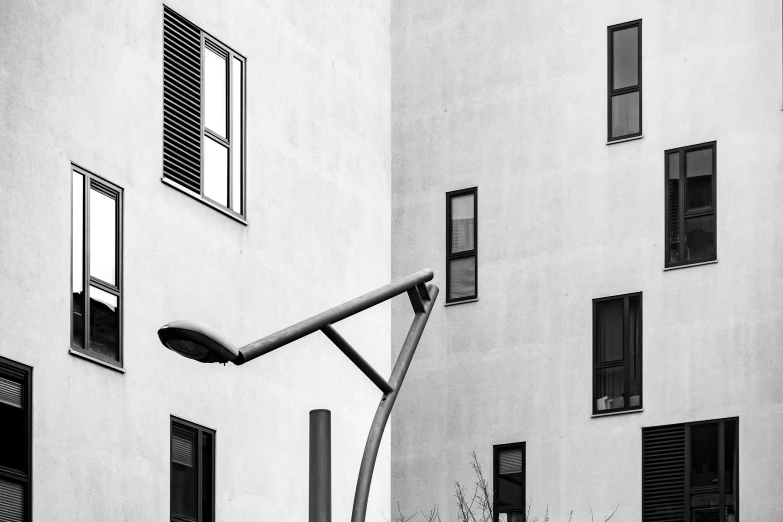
[{"x1": 157, "y1": 269, "x2": 439, "y2": 522}]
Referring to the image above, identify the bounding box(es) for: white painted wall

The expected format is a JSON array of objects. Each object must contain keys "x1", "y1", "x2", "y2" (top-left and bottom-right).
[
  {"x1": 391, "y1": 1, "x2": 783, "y2": 520},
  {"x1": 0, "y1": 0, "x2": 391, "y2": 519}
]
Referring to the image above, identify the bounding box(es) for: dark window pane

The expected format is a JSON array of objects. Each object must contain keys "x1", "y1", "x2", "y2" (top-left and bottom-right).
[
  {"x1": 202, "y1": 432, "x2": 214, "y2": 522},
  {"x1": 0, "y1": 378, "x2": 26, "y2": 473},
  {"x1": 498, "y1": 512, "x2": 525, "y2": 522},
  {"x1": 205, "y1": 47, "x2": 227, "y2": 137},
  {"x1": 448, "y1": 256, "x2": 475, "y2": 300},
  {"x1": 685, "y1": 215, "x2": 715, "y2": 262},
  {"x1": 0, "y1": 478, "x2": 24, "y2": 522},
  {"x1": 628, "y1": 296, "x2": 641, "y2": 408},
  {"x1": 231, "y1": 57, "x2": 243, "y2": 214},
  {"x1": 613, "y1": 26, "x2": 638, "y2": 89},
  {"x1": 691, "y1": 424, "x2": 719, "y2": 488},
  {"x1": 610, "y1": 91, "x2": 640, "y2": 138},
  {"x1": 667, "y1": 153, "x2": 680, "y2": 264},
  {"x1": 596, "y1": 366, "x2": 624, "y2": 410},
  {"x1": 686, "y1": 149, "x2": 713, "y2": 212},
  {"x1": 692, "y1": 491, "x2": 720, "y2": 522},
  {"x1": 204, "y1": 137, "x2": 229, "y2": 207},
  {"x1": 89, "y1": 188, "x2": 117, "y2": 285},
  {"x1": 172, "y1": 427, "x2": 198, "y2": 518},
  {"x1": 450, "y1": 194, "x2": 475, "y2": 253},
  {"x1": 89, "y1": 286, "x2": 119, "y2": 360},
  {"x1": 497, "y1": 472, "x2": 523, "y2": 507},
  {"x1": 725, "y1": 421, "x2": 738, "y2": 520},
  {"x1": 692, "y1": 508, "x2": 719, "y2": 522},
  {"x1": 72, "y1": 290, "x2": 85, "y2": 349},
  {"x1": 596, "y1": 298, "x2": 623, "y2": 363}
]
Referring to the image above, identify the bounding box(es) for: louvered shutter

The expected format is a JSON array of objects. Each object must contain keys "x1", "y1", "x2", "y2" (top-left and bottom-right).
[
  {"x1": 0, "y1": 377, "x2": 22, "y2": 408},
  {"x1": 0, "y1": 478, "x2": 24, "y2": 522},
  {"x1": 642, "y1": 423, "x2": 686, "y2": 522},
  {"x1": 498, "y1": 448, "x2": 523, "y2": 474},
  {"x1": 172, "y1": 430, "x2": 195, "y2": 467},
  {"x1": 163, "y1": 7, "x2": 202, "y2": 193}
]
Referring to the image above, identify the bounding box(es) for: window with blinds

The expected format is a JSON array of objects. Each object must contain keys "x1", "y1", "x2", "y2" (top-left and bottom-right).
[
  {"x1": 494, "y1": 443, "x2": 525, "y2": 522},
  {"x1": 642, "y1": 419, "x2": 739, "y2": 522},
  {"x1": 0, "y1": 357, "x2": 32, "y2": 522},
  {"x1": 171, "y1": 417, "x2": 215, "y2": 522},
  {"x1": 446, "y1": 187, "x2": 478, "y2": 304},
  {"x1": 163, "y1": 6, "x2": 246, "y2": 220}
]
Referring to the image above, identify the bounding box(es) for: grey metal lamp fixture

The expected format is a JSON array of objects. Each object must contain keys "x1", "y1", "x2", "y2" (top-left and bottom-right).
[{"x1": 157, "y1": 268, "x2": 439, "y2": 522}]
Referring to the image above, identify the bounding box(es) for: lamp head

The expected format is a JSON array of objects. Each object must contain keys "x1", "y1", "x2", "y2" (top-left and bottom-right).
[{"x1": 157, "y1": 320, "x2": 240, "y2": 364}]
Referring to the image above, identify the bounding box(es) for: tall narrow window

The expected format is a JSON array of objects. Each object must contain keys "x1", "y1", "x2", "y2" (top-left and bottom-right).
[
  {"x1": 0, "y1": 356, "x2": 32, "y2": 522},
  {"x1": 163, "y1": 7, "x2": 246, "y2": 219},
  {"x1": 642, "y1": 418, "x2": 738, "y2": 522},
  {"x1": 608, "y1": 20, "x2": 642, "y2": 142},
  {"x1": 171, "y1": 417, "x2": 215, "y2": 522},
  {"x1": 593, "y1": 293, "x2": 642, "y2": 414},
  {"x1": 71, "y1": 164, "x2": 123, "y2": 368},
  {"x1": 665, "y1": 142, "x2": 717, "y2": 267},
  {"x1": 493, "y1": 443, "x2": 525, "y2": 522},
  {"x1": 446, "y1": 187, "x2": 477, "y2": 304}
]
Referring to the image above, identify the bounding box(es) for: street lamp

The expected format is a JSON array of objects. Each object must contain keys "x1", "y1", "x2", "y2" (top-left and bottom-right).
[{"x1": 157, "y1": 268, "x2": 439, "y2": 522}]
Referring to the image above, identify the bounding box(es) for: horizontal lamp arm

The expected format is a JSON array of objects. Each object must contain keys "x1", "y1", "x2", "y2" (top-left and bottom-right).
[
  {"x1": 235, "y1": 268, "x2": 434, "y2": 365},
  {"x1": 321, "y1": 325, "x2": 393, "y2": 395}
]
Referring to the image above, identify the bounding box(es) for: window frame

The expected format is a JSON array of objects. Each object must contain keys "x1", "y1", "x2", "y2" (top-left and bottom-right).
[
  {"x1": 493, "y1": 442, "x2": 526, "y2": 522},
  {"x1": 70, "y1": 163, "x2": 124, "y2": 370},
  {"x1": 170, "y1": 416, "x2": 216, "y2": 522},
  {"x1": 0, "y1": 355, "x2": 33, "y2": 522},
  {"x1": 162, "y1": 5, "x2": 247, "y2": 223},
  {"x1": 592, "y1": 292, "x2": 643, "y2": 416},
  {"x1": 607, "y1": 19, "x2": 643, "y2": 142},
  {"x1": 445, "y1": 187, "x2": 478, "y2": 304},
  {"x1": 664, "y1": 141, "x2": 718, "y2": 268}
]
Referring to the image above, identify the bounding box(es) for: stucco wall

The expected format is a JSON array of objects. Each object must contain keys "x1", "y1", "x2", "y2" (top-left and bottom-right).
[
  {"x1": 0, "y1": 0, "x2": 391, "y2": 519},
  {"x1": 391, "y1": 1, "x2": 783, "y2": 520}
]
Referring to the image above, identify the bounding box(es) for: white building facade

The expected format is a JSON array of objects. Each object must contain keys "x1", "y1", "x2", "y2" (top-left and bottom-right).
[
  {"x1": 391, "y1": 1, "x2": 783, "y2": 521},
  {"x1": 0, "y1": 0, "x2": 392, "y2": 520}
]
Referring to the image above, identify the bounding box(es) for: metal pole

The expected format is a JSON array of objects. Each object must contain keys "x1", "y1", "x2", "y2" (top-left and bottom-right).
[
  {"x1": 310, "y1": 409, "x2": 331, "y2": 522},
  {"x1": 321, "y1": 325, "x2": 394, "y2": 395},
  {"x1": 351, "y1": 283, "x2": 439, "y2": 522},
  {"x1": 236, "y1": 269, "x2": 433, "y2": 364}
]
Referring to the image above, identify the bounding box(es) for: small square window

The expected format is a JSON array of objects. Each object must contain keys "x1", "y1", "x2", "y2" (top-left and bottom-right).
[
  {"x1": 446, "y1": 187, "x2": 477, "y2": 304},
  {"x1": 593, "y1": 293, "x2": 642, "y2": 414},
  {"x1": 72, "y1": 164, "x2": 123, "y2": 369},
  {"x1": 163, "y1": 7, "x2": 246, "y2": 220},
  {"x1": 171, "y1": 417, "x2": 215, "y2": 522}
]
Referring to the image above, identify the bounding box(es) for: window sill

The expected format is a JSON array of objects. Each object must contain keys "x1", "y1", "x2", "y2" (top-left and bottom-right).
[
  {"x1": 69, "y1": 348, "x2": 125, "y2": 373},
  {"x1": 607, "y1": 134, "x2": 643, "y2": 145},
  {"x1": 592, "y1": 408, "x2": 643, "y2": 418},
  {"x1": 161, "y1": 177, "x2": 248, "y2": 226},
  {"x1": 663, "y1": 259, "x2": 718, "y2": 271},
  {"x1": 445, "y1": 297, "x2": 479, "y2": 307}
]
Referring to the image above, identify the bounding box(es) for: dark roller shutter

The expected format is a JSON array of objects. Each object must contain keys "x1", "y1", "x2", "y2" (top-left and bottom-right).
[
  {"x1": 0, "y1": 478, "x2": 24, "y2": 522},
  {"x1": 642, "y1": 423, "x2": 685, "y2": 522},
  {"x1": 163, "y1": 7, "x2": 202, "y2": 193}
]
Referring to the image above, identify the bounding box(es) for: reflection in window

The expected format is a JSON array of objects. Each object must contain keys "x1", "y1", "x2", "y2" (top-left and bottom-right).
[
  {"x1": 71, "y1": 165, "x2": 123, "y2": 366},
  {"x1": 205, "y1": 47, "x2": 227, "y2": 137},
  {"x1": 665, "y1": 143, "x2": 716, "y2": 267},
  {"x1": 608, "y1": 20, "x2": 642, "y2": 141},
  {"x1": 446, "y1": 188, "x2": 477, "y2": 303},
  {"x1": 593, "y1": 293, "x2": 642, "y2": 413}
]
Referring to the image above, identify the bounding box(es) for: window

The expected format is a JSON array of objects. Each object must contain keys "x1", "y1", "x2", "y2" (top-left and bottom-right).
[
  {"x1": 608, "y1": 20, "x2": 642, "y2": 142},
  {"x1": 643, "y1": 418, "x2": 738, "y2": 522},
  {"x1": 665, "y1": 142, "x2": 717, "y2": 267},
  {"x1": 493, "y1": 443, "x2": 525, "y2": 522},
  {"x1": 593, "y1": 293, "x2": 642, "y2": 415},
  {"x1": 71, "y1": 164, "x2": 123, "y2": 369},
  {"x1": 446, "y1": 188, "x2": 477, "y2": 303},
  {"x1": 171, "y1": 417, "x2": 215, "y2": 522},
  {"x1": 163, "y1": 7, "x2": 246, "y2": 219},
  {"x1": 0, "y1": 356, "x2": 32, "y2": 522}
]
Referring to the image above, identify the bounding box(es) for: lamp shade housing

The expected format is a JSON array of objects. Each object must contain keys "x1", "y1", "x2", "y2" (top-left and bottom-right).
[{"x1": 157, "y1": 320, "x2": 240, "y2": 364}]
